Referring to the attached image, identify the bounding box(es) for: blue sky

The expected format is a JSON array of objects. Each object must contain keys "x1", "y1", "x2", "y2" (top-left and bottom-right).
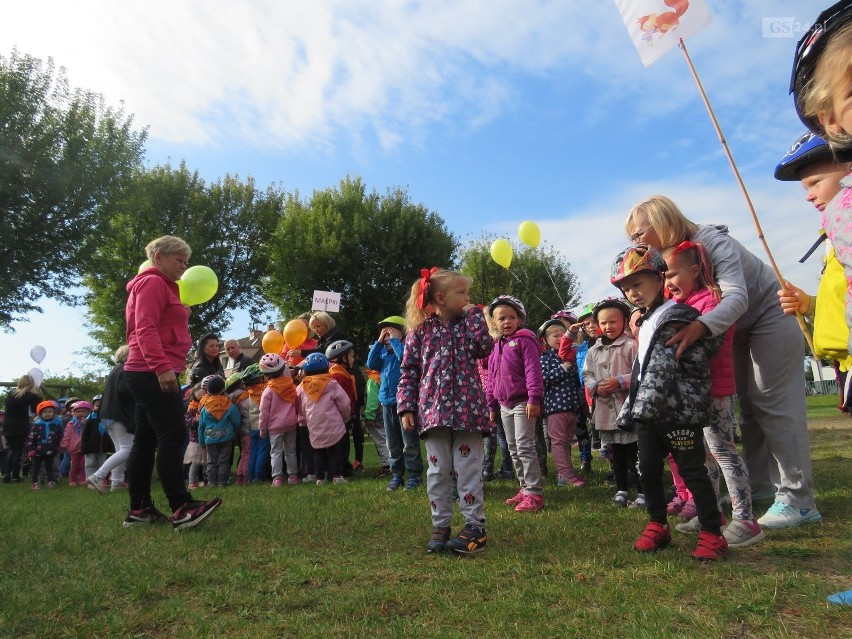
[{"x1": 0, "y1": 0, "x2": 831, "y2": 381}]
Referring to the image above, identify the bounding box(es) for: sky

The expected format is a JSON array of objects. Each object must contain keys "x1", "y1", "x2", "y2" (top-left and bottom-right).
[{"x1": 0, "y1": 0, "x2": 832, "y2": 382}]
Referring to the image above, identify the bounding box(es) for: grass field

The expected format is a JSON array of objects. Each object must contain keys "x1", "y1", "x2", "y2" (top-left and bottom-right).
[{"x1": 0, "y1": 397, "x2": 849, "y2": 639}]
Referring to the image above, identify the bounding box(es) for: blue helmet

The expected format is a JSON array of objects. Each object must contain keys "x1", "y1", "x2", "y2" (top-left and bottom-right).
[
  {"x1": 774, "y1": 132, "x2": 835, "y2": 181},
  {"x1": 302, "y1": 352, "x2": 330, "y2": 375}
]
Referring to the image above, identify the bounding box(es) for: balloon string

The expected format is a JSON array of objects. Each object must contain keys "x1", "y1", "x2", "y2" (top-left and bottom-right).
[
  {"x1": 544, "y1": 265, "x2": 566, "y2": 308},
  {"x1": 505, "y1": 268, "x2": 554, "y2": 312}
]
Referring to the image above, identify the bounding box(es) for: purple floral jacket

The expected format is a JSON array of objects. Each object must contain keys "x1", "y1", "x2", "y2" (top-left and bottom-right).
[{"x1": 397, "y1": 306, "x2": 494, "y2": 436}]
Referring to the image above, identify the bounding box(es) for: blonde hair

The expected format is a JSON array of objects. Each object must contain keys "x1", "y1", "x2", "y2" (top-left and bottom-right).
[
  {"x1": 309, "y1": 311, "x2": 336, "y2": 332},
  {"x1": 12, "y1": 374, "x2": 38, "y2": 398},
  {"x1": 662, "y1": 241, "x2": 721, "y2": 302},
  {"x1": 799, "y1": 21, "x2": 852, "y2": 149},
  {"x1": 145, "y1": 235, "x2": 191, "y2": 260},
  {"x1": 404, "y1": 269, "x2": 470, "y2": 331},
  {"x1": 625, "y1": 195, "x2": 698, "y2": 249},
  {"x1": 114, "y1": 344, "x2": 130, "y2": 364}
]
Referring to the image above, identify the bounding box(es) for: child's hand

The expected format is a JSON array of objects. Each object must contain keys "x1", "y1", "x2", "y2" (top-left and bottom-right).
[
  {"x1": 386, "y1": 327, "x2": 403, "y2": 341},
  {"x1": 526, "y1": 403, "x2": 540, "y2": 420},
  {"x1": 401, "y1": 413, "x2": 417, "y2": 431},
  {"x1": 778, "y1": 280, "x2": 810, "y2": 316},
  {"x1": 598, "y1": 377, "x2": 619, "y2": 395}
]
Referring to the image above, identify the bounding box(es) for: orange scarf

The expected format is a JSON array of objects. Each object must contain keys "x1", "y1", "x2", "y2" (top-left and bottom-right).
[
  {"x1": 203, "y1": 395, "x2": 232, "y2": 421},
  {"x1": 246, "y1": 382, "x2": 266, "y2": 405},
  {"x1": 366, "y1": 369, "x2": 381, "y2": 385},
  {"x1": 266, "y1": 376, "x2": 296, "y2": 404},
  {"x1": 329, "y1": 363, "x2": 357, "y2": 399},
  {"x1": 187, "y1": 399, "x2": 199, "y2": 412},
  {"x1": 301, "y1": 373, "x2": 334, "y2": 401},
  {"x1": 236, "y1": 390, "x2": 250, "y2": 404}
]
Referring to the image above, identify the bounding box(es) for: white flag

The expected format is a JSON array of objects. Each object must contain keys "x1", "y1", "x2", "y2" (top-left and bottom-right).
[{"x1": 614, "y1": 0, "x2": 713, "y2": 67}]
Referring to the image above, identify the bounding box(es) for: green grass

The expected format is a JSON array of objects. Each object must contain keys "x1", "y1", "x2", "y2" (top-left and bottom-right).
[{"x1": 1, "y1": 403, "x2": 849, "y2": 639}]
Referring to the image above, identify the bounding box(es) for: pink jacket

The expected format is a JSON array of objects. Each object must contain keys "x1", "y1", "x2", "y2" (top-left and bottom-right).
[
  {"x1": 258, "y1": 387, "x2": 298, "y2": 437},
  {"x1": 295, "y1": 379, "x2": 351, "y2": 449},
  {"x1": 678, "y1": 288, "x2": 736, "y2": 398},
  {"x1": 124, "y1": 268, "x2": 193, "y2": 375},
  {"x1": 60, "y1": 419, "x2": 83, "y2": 454}
]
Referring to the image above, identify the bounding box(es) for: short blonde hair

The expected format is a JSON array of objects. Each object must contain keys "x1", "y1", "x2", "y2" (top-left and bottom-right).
[
  {"x1": 309, "y1": 311, "x2": 335, "y2": 332},
  {"x1": 625, "y1": 195, "x2": 698, "y2": 249},
  {"x1": 799, "y1": 21, "x2": 852, "y2": 149},
  {"x1": 114, "y1": 344, "x2": 130, "y2": 364},
  {"x1": 145, "y1": 235, "x2": 191, "y2": 260}
]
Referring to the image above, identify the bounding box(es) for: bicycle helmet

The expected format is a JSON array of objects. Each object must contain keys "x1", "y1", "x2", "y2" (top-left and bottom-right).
[
  {"x1": 610, "y1": 244, "x2": 667, "y2": 289},
  {"x1": 550, "y1": 309, "x2": 578, "y2": 324},
  {"x1": 92, "y1": 394, "x2": 103, "y2": 402},
  {"x1": 206, "y1": 376, "x2": 226, "y2": 395},
  {"x1": 377, "y1": 315, "x2": 406, "y2": 330},
  {"x1": 325, "y1": 340, "x2": 354, "y2": 361},
  {"x1": 200, "y1": 375, "x2": 221, "y2": 392},
  {"x1": 537, "y1": 319, "x2": 566, "y2": 341},
  {"x1": 774, "y1": 132, "x2": 852, "y2": 181},
  {"x1": 302, "y1": 352, "x2": 330, "y2": 375},
  {"x1": 259, "y1": 353, "x2": 286, "y2": 374},
  {"x1": 592, "y1": 297, "x2": 632, "y2": 322},
  {"x1": 576, "y1": 302, "x2": 596, "y2": 322},
  {"x1": 488, "y1": 295, "x2": 526, "y2": 321},
  {"x1": 36, "y1": 400, "x2": 59, "y2": 415},
  {"x1": 225, "y1": 372, "x2": 243, "y2": 391},
  {"x1": 72, "y1": 401, "x2": 93, "y2": 412},
  {"x1": 240, "y1": 364, "x2": 263, "y2": 385}
]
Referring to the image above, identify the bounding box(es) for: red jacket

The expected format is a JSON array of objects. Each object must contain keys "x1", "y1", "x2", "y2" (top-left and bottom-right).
[
  {"x1": 124, "y1": 268, "x2": 193, "y2": 375},
  {"x1": 679, "y1": 288, "x2": 736, "y2": 398}
]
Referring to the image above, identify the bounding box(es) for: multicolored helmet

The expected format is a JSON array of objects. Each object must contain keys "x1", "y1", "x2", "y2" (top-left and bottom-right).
[
  {"x1": 302, "y1": 353, "x2": 330, "y2": 375},
  {"x1": 576, "y1": 302, "x2": 596, "y2": 321},
  {"x1": 592, "y1": 297, "x2": 632, "y2": 322},
  {"x1": 610, "y1": 244, "x2": 667, "y2": 288},
  {"x1": 488, "y1": 294, "x2": 526, "y2": 321},
  {"x1": 240, "y1": 364, "x2": 263, "y2": 385},
  {"x1": 259, "y1": 353, "x2": 286, "y2": 374},
  {"x1": 200, "y1": 375, "x2": 221, "y2": 391},
  {"x1": 225, "y1": 372, "x2": 243, "y2": 391}
]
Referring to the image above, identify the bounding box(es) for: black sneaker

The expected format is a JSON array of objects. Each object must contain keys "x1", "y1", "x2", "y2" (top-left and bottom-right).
[
  {"x1": 427, "y1": 527, "x2": 451, "y2": 553},
  {"x1": 172, "y1": 498, "x2": 222, "y2": 532},
  {"x1": 581, "y1": 461, "x2": 592, "y2": 473},
  {"x1": 446, "y1": 524, "x2": 487, "y2": 556},
  {"x1": 123, "y1": 503, "x2": 173, "y2": 528}
]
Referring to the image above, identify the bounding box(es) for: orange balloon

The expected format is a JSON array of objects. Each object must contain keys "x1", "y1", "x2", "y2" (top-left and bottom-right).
[
  {"x1": 262, "y1": 330, "x2": 285, "y2": 354},
  {"x1": 283, "y1": 319, "x2": 309, "y2": 349}
]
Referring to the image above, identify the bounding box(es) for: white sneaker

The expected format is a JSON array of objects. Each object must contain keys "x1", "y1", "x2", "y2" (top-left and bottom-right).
[
  {"x1": 332, "y1": 476, "x2": 348, "y2": 484},
  {"x1": 675, "y1": 516, "x2": 701, "y2": 534},
  {"x1": 612, "y1": 491, "x2": 628, "y2": 507},
  {"x1": 628, "y1": 493, "x2": 647, "y2": 509},
  {"x1": 723, "y1": 519, "x2": 766, "y2": 547},
  {"x1": 757, "y1": 501, "x2": 821, "y2": 529},
  {"x1": 86, "y1": 475, "x2": 107, "y2": 494},
  {"x1": 301, "y1": 474, "x2": 316, "y2": 483}
]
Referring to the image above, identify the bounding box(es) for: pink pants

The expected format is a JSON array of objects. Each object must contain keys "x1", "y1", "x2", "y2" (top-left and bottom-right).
[
  {"x1": 236, "y1": 433, "x2": 251, "y2": 484},
  {"x1": 547, "y1": 412, "x2": 578, "y2": 479},
  {"x1": 68, "y1": 451, "x2": 86, "y2": 484}
]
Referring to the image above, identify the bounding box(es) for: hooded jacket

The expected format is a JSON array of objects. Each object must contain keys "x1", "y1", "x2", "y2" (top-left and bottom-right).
[
  {"x1": 366, "y1": 338, "x2": 404, "y2": 406},
  {"x1": 486, "y1": 328, "x2": 543, "y2": 411}
]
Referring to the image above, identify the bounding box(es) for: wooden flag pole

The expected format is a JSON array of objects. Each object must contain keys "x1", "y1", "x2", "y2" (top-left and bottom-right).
[{"x1": 677, "y1": 37, "x2": 816, "y2": 354}]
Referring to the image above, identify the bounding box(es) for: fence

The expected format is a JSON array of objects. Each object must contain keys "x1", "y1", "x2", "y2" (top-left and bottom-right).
[{"x1": 806, "y1": 379, "x2": 838, "y2": 396}]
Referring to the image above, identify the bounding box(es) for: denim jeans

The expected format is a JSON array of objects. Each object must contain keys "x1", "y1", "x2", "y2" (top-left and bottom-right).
[
  {"x1": 382, "y1": 404, "x2": 423, "y2": 477},
  {"x1": 248, "y1": 430, "x2": 270, "y2": 481}
]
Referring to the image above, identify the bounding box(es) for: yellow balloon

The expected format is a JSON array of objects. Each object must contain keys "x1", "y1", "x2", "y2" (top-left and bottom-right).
[
  {"x1": 178, "y1": 265, "x2": 218, "y2": 306},
  {"x1": 490, "y1": 239, "x2": 513, "y2": 269},
  {"x1": 518, "y1": 221, "x2": 541, "y2": 248},
  {"x1": 283, "y1": 319, "x2": 309, "y2": 349},
  {"x1": 262, "y1": 330, "x2": 285, "y2": 354},
  {"x1": 138, "y1": 259, "x2": 152, "y2": 273}
]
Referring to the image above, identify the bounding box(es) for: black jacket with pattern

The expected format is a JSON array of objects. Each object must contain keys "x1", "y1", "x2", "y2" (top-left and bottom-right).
[{"x1": 617, "y1": 302, "x2": 722, "y2": 431}]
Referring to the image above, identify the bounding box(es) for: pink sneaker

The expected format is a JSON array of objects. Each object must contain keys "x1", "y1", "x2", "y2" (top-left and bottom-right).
[
  {"x1": 504, "y1": 489, "x2": 525, "y2": 506},
  {"x1": 634, "y1": 522, "x2": 671, "y2": 552},
  {"x1": 667, "y1": 495, "x2": 687, "y2": 516},
  {"x1": 678, "y1": 498, "x2": 697, "y2": 521},
  {"x1": 514, "y1": 493, "x2": 544, "y2": 513},
  {"x1": 272, "y1": 477, "x2": 284, "y2": 487},
  {"x1": 188, "y1": 482, "x2": 198, "y2": 489},
  {"x1": 287, "y1": 474, "x2": 300, "y2": 485}
]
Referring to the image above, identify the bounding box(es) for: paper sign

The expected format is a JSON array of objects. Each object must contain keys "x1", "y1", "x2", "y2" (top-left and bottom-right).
[{"x1": 311, "y1": 290, "x2": 341, "y2": 312}]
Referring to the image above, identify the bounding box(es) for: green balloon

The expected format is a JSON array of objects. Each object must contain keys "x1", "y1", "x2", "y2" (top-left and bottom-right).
[{"x1": 178, "y1": 265, "x2": 218, "y2": 306}]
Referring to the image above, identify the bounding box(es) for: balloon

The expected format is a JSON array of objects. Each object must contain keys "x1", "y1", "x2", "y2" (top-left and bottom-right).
[
  {"x1": 518, "y1": 221, "x2": 541, "y2": 248},
  {"x1": 490, "y1": 239, "x2": 513, "y2": 269},
  {"x1": 178, "y1": 265, "x2": 218, "y2": 306},
  {"x1": 262, "y1": 330, "x2": 285, "y2": 354},
  {"x1": 28, "y1": 367, "x2": 43, "y2": 387},
  {"x1": 138, "y1": 259, "x2": 152, "y2": 273},
  {"x1": 283, "y1": 319, "x2": 309, "y2": 349},
  {"x1": 29, "y1": 345, "x2": 46, "y2": 364}
]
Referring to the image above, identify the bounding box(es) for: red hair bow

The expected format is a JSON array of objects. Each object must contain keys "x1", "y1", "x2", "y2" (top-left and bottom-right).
[
  {"x1": 672, "y1": 240, "x2": 697, "y2": 254},
  {"x1": 416, "y1": 267, "x2": 439, "y2": 309}
]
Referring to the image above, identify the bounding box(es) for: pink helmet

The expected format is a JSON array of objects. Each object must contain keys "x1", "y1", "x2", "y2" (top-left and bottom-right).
[{"x1": 259, "y1": 353, "x2": 286, "y2": 374}]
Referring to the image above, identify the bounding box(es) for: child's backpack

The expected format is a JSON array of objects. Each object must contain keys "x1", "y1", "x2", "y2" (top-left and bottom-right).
[{"x1": 813, "y1": 247, "x2": 851, "y2": 363}]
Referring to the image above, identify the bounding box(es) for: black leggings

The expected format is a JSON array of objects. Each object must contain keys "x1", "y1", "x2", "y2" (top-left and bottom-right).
[
  {"x1": 611, "y1": 441, "x2": 638, "y2": 492},
  {"x1": 30, "y1": 455, "x2": 56, "y2": 483}
]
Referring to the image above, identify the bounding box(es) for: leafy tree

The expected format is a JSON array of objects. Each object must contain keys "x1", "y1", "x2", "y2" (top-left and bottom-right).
[
  {"x1": 82, "y1": 163, "x2": 283, "y2": 357},
  {"x1": 0, "y1": 50, "x2": 146, "y2": 328},
  {"x1": 458, "y1": 235, "x2": 582, "y2": 327},
  {"x1": 263, "y1": 176, "x2": 457, "y2": 349}
]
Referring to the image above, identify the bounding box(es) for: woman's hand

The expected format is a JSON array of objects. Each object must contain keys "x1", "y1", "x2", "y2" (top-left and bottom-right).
[
  {"x1": 665, "y1": 319, "x2": 709, "y2": 359},
  {"x1": 157, "y1": 370, "x2": 179, "y2": 394},
  {"x1": 778, "y1": 280, "x2": 810, "y2": 316}
]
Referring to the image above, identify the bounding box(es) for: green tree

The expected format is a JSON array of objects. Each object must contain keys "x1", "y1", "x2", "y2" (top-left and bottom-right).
[
  {"x1": 0, "y1": 51, "x2": 146, "y2": 328},
  {"x1": 263, "y1": 176, "x2": 457, "y2": 349},
  {"x1": 458, "y1": 235, "x2": 582, "y2": 327},
  {"x1": 82, "y1": 163, "x2": 283, "y2": 356}
]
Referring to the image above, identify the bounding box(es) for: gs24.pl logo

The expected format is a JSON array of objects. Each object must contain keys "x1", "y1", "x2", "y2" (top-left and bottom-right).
[{"x1": 762, "y1": 17, "x2": 816, "y2": 38}]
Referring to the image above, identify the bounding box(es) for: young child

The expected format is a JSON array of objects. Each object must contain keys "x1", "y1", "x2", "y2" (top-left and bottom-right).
[
  {"x1": 295, "y1": 353, "x2": 352, "y2": 484},
  {"x1": 397, "y1": 268, "x2": 494, "y2": 554},
  {"x1": 61, "y1": 400, "x2": 91, "y2": 486},
  {"x1": 663, "y1": 240, "x2": 764, "y2": 547},
  {"x1": 27, "y1": 401, "x2": 63, "y2": 489},
  {"x1": 486, "y1": 294, "x2": 545, "y2": 513},
  {"x1": 561, "y1": 303, "x2": 598, "y2": 471},
  {"x1": 241, "y1": 364, "x2": 271, "y2": 483},
  {"x1": 198, "y1": 376, "x2": 240, "y2": 488},
  {"x1": 258, "y1": 353, "x2": 299, "y2": 486},
  {"x1": 363, "y1": 367, "x2": 391, "y2": 475},
  {"x1": 479, "y1": 306, "x2": 514, "y2": 482},
  {"x1": 184, "y1": 382, "x2": 207, "y2": 489},
  {"x1": 582, "y1": 299, "x2": 640, "y2": 506},
  {"x1": 325, "y1": 339, "x2": 364, "y2": 474},
  {"x1": 612, "y1": 243, "x2": 727, "y2": 560},
  {"x1": 80, "y1": 399, "x2": 114, "y2": 491},
  {"x1": 226, "y1": 371, "x2": 252, "y2": 486},
  {"x1": 538, "y1": 319, "x2": 585, "y2": 488}
]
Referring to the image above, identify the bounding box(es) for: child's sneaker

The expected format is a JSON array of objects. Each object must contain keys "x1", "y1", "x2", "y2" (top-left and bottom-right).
[
  {"x1": 316, "y1": 479, "x2": 327, "y2": 485},
  {"x1": 675, "y1": 516, "x2": 701, "y2": 534},
  {"x1": 515, "y1": 493, "x2": 544, "y2": 513},
  {"x1": 377, "y1": 466, "x2": 391, "y2": 477},
  {"x1": 757, "y1": 501, "x2": 822, "y2": 529},
  {"x1": 633, "y1": 522, "x2": 671, "y2": 552},
  {"x1": 557, "y1": 471, "x2": 586, "y2": 487},
  {"x1": 387, "y1": 475, "x2": 404, "y2": 491},
  {"x1": 287, "y1": 474, "x2": 300, "y2": 485},
  {"x1": 628, "y1": 493, "x2": 647, "y2": 509},
  {"x1": 47, "y1": 481, "x2": 57, "y2": 489},
  {"x1": 666, "y1": 495, "x2": 687, "y2": 516},
  {"x1": 504, "y1": 489, "x2": 525, "y2": 506},
  {"x1": 30, "y1": 482, "x2": 40, "y2": 490},
  {"x1": 188, "y1": 482, "x2": 198, "y2": 489},
  {"x1": 351, "y1": 460, "x2": 364, "y2": 471},
  {"x1": 580, "y1": 460, "x2": 592, "y2": 473},
  {"x1": 446, "y1": 524, "x2": 487, "y2": 556},
  {"x1": 723, "y1": 519, "x2": 766, "y2": 547},
  {"x1": 301, "y1": 474, "x2": 317, "y2": 483},
  {"x1": 404, "y1": 476, "x2": 422, "y2": 490},
  {"x1": 426, "y1": 527, "x2": 451, "y2": 553},
  {"x1": 678, "y1": 498, "x2": 697, "y2": 521},
  {"x1": 611, "y1": 491, "x2": 629, "y2": 507},
  {"x1": 272, "y1": 477, "x2": 284, "y2": 487},
  {"x1": 172, "y1": 498, "x2": 222, "y2": 532},
  {"x1": 110, "y1": 482, "x2": 128, "y2": 492},
  {"x1": 332, "y1": 476, "x2": 348, "y2": 484},
  {"x1": 691, "y1": 530, "x2": 728, "y2": 560},
  {"x1": 123, "y1": 503, "x2": 172, "y2": 527},
  {"x1": 68, "y1": 481, "x2": 77, "y2": 487}
]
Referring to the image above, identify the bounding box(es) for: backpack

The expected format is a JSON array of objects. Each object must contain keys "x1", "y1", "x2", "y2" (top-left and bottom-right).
[{"x1": 813, "y1": 247, "x2": 850, "y2": 361}]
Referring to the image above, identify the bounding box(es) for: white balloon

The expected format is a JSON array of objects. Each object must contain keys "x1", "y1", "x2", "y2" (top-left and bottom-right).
[
  {"x1": 30, "y1": 345, "x2": 46, "y2": 364},
  {"x1": 28, "y1": 367, "x2": 44, "y2": 387}
]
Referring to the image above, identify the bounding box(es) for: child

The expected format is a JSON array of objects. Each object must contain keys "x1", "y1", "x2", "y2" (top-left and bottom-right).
[
  {"x1": 538, "y1": 319, "x2": 585, "y2": 488},
  {"x1": 184, "y1": 382, "x2": 206, "y2": 489},
  {"x1": 486, "y1": 294, "x2": 544, "y2": 513},
  {"x1": 241, "y1": 364, "x2": 272, "y2": 483},
  {"x1": 61, "y1": 400, "x2": 91, "y2": 486},
  {"x1": 561, "y1": 303, "x2": 598, "y2": 471},
  {"x1": 226, "y1": 371, "x2": 252, "y2": 486},
  {"x1": 582, "y1": 299, "x2": 640, "y2": 506},
  {"x1": 81, "y1": 398, "x2": 114, "y2": 491},
  {"x1": 27, "y1": 401, "x2": 63, "y2": 489},
  {"x1": 478, "y1": 306, "x2": 514, "y2": 482},
  {"x1": 295, "y1": 353, "x2": 351, "y2": 484},
  {"x1": 258, "y1": 353, "x2": 299, "y2": 486},
  {"x1": 366, "y1": 317, "x2": 424, "y2": 490},
  {"x1": 325, "y1": 339, "x2": 365, "y2": 474},
  {"x1": 612, "y1": 243, "x2": 727, "y2": 560},
  {"x1": 363, "y1": 367, "x2": 391, "y2": 475},
  {"x1": 397, "y1": 268, "x2": 494, "y2": 554},
  {"x1": 198, "y1": 376, "x2": 240, "y2": 488}
]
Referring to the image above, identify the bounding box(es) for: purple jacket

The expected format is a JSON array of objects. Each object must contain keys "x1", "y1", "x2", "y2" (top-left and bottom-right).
[
  {"x1": 486, "y1": 328, "x2": 544, "y2": 411},
  {"x1": 397, "y1": 306, "x2": 493, "y2": 436}
]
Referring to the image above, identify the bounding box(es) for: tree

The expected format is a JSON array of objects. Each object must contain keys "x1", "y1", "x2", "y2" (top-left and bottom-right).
[
  {"x1": 82, "y1": 163, "x2": 283, "y2": 356},
  {"x1": 0, "y1": 51, "x2": 146, "y2": 328},
  {"x1": 458, "y1": 235, "x2": 582, "y2": 327},
  {"x1": 263, "y1": 176, "x2": 457, "y2": 349}
]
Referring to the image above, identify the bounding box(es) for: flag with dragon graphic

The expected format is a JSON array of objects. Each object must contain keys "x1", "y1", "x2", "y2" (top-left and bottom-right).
[{"x1": 615, "y1": 0, "x2": 713, "y2": 67}]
